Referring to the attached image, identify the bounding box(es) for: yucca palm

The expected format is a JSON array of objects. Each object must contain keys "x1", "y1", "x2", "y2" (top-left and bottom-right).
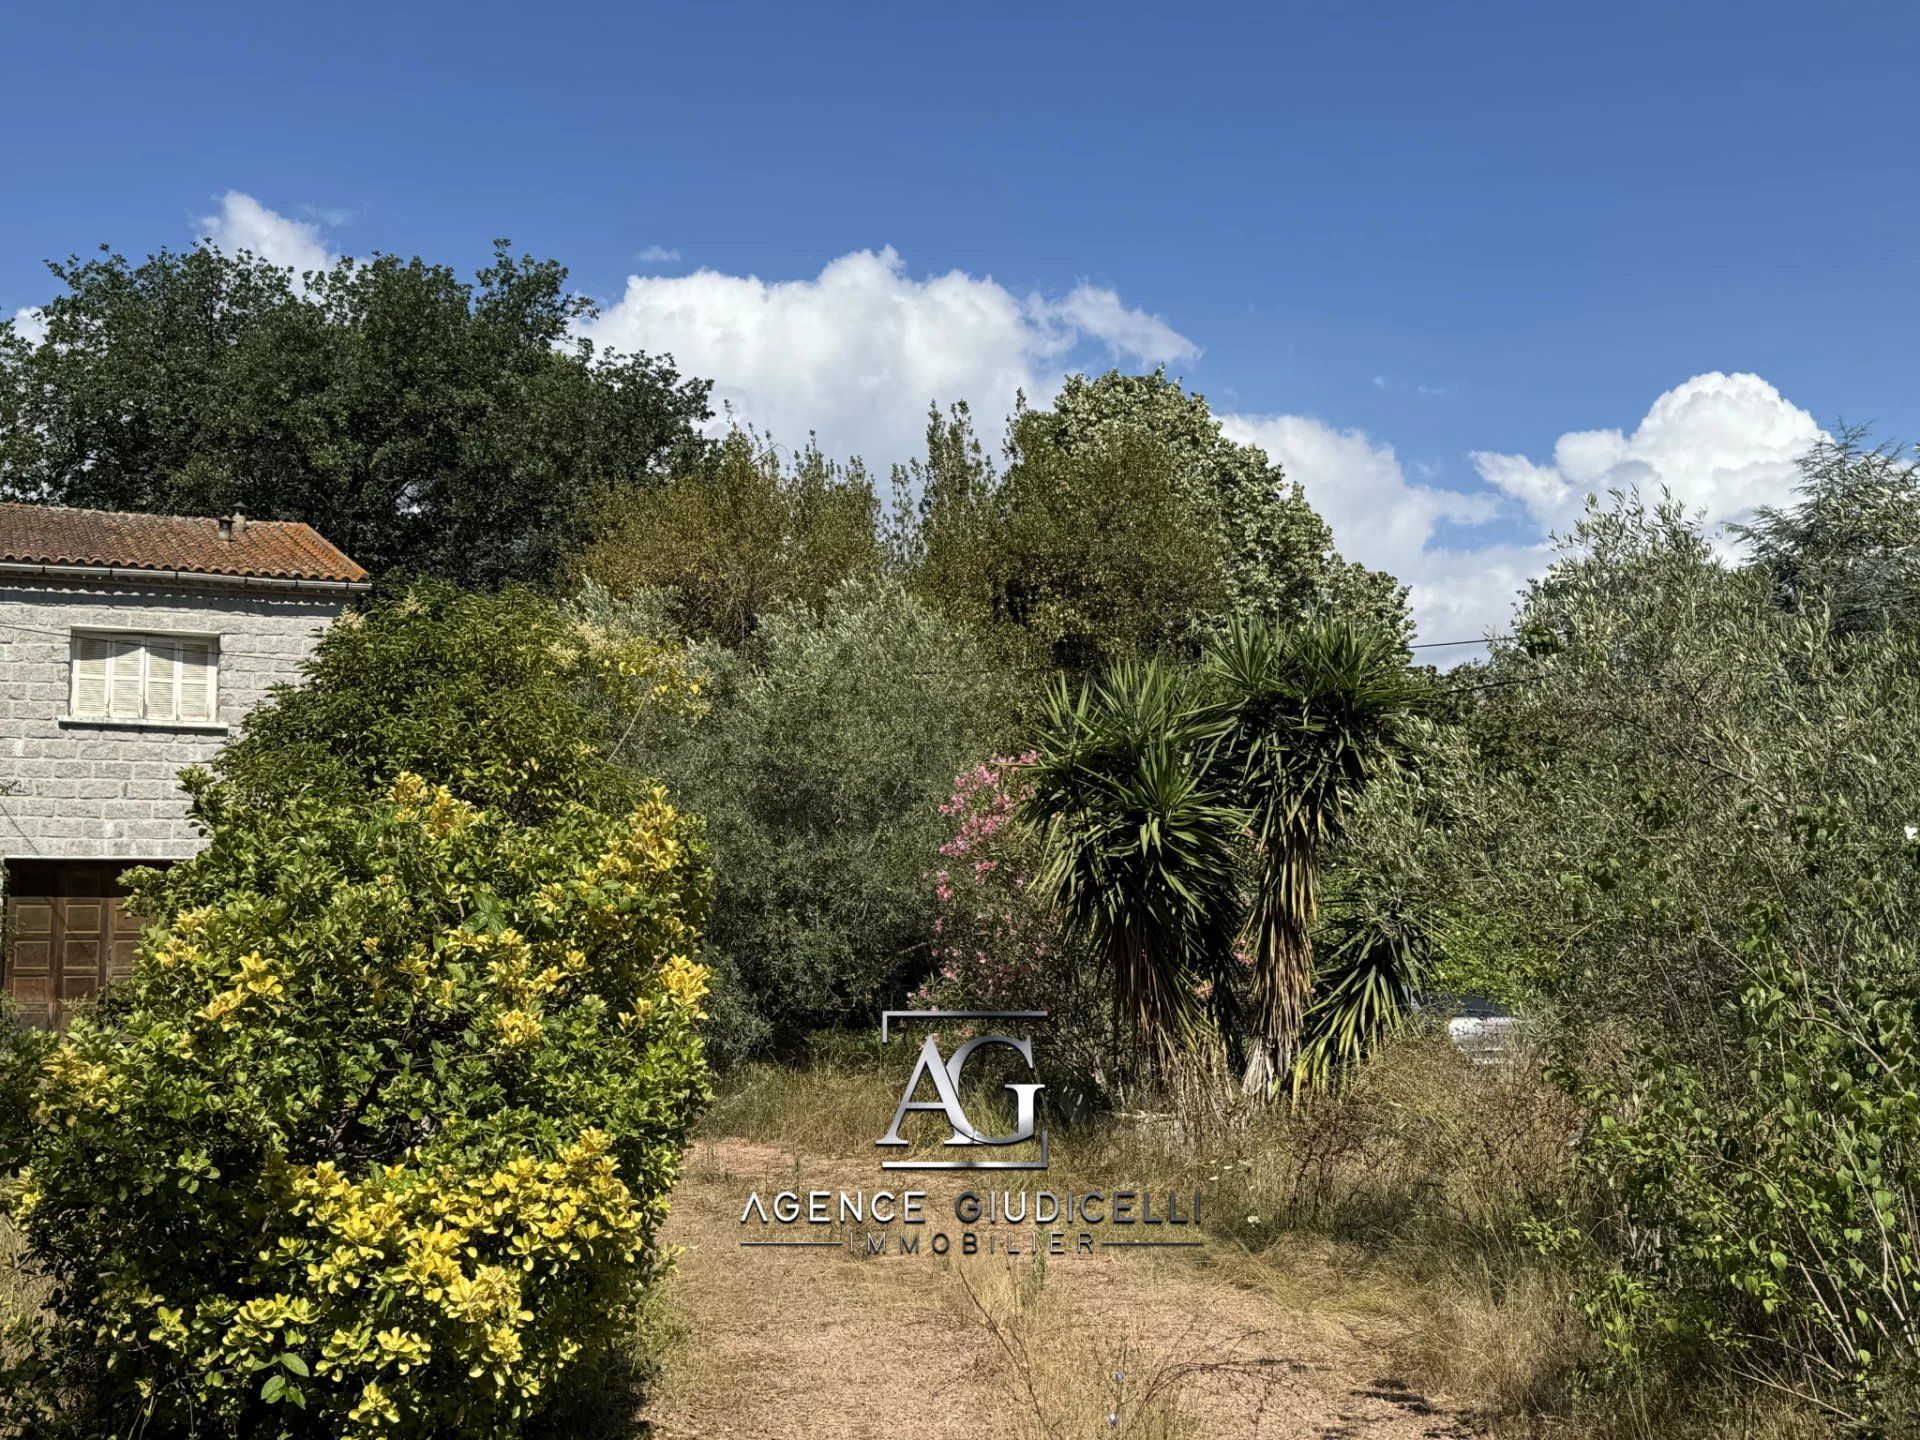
[
  {"x1": 1204, "y1": 617, "x2": 1426, "y2": 1096},
  {"x1": 1288, "y1": 904, "x2": 1432, "y2": 1097},
  {"x1": 1023, "y1": 660, "x2": 1246, "y2": 1072}
]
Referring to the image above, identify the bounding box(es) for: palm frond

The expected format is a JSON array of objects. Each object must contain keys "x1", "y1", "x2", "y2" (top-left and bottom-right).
[
  {"x1": 1290, "y1": 906, "x2": 1432, "y2": 1098},
  {"x1": 1203, "y1": 616, "x2": 1429, "y2": 1093},
  {"x1": 1024, "y1": 660, "x2": 1245, "y2": 1069}
]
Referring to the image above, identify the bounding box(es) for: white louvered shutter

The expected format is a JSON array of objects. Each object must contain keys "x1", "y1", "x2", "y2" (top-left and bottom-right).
[
  {"x1": 106, "y1": 639, "x2": 144, "y2": 720},
  {"x1": 71, "y1": 635, "x2": 112, "y2": 717},
  {"x1": 146, "y1": 639, "x2": 179, "y2": 720},
  {"x1": 175, "y1": 640, "x2": 216, "y2": 723}
]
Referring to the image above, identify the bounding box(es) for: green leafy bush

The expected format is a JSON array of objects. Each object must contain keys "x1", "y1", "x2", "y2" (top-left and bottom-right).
[
  {"x1": 6, "y1": 774, "x2": 711, "y2": 1438},
  {"x1": 571, "y1": 429, "x2": 881, "y2": 645},
  {"x1": 629, "y1": 578, "x2": 1010, "y2": 1055},
  {"x1": 1440, "y1": 489, "x2": 1920, "y2": 1419},
  {"x1": 1449, "y1": 493, "x2": 1920, "y2": 1056},
  {"x1": 1559, "y1": 910, "x2": 1920, "y2": 1419},
  {"x1": 971, "y1": 423, "x2": 1231, "y2": 674},
  {"x1": 0, "y1": 999, "x2": 51, "y2": 1178},
  {"x1": 214, "y1": 581, "x2": 701, "y2": 828}
]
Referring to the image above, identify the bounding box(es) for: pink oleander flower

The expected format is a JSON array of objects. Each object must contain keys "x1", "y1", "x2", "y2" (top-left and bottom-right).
[{"x1": 918, "y1": 752, "x2": 1062, "y2": 1012}]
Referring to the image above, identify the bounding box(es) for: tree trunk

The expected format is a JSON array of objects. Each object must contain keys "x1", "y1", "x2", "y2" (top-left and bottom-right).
[{"x1": 1240, "y1": 844, "x2": 1316, "y2": 1098}]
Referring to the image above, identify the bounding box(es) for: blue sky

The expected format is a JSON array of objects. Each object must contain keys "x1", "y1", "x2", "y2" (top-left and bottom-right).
[{"x1": 4, "y1": 1, "x2": 1914, "y2": 642}]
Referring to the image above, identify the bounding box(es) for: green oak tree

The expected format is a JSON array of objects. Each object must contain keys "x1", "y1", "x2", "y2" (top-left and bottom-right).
[
  {"x1": 0, "y1": 241, "x2": 712, "y2": 587},
  {"x1": 900, "y1": 373, "x2": 1410, "y2": 676},
  {"x1": 1013, "y1": 371, "x2": 1409, "y2": 637}
]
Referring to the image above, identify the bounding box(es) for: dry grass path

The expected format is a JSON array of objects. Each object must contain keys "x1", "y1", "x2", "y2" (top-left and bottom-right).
[{"x1": 643, "y1": 1139, "x2": 1470, "y2": 1440}]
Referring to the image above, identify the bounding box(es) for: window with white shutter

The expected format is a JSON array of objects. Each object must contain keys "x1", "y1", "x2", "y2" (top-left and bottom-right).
[
  {"x1": 106, "y1": 639, "x2": 143, "y2": 720},
  {"x1": 67, "y1": 632, "x2": 220, "y2": 725},
  {"x1": 70, "y1": 635, "x2": 112, "y2": 718},
  {"x1": 170, "y1": 639, "x2": 217, "y2": 723}
]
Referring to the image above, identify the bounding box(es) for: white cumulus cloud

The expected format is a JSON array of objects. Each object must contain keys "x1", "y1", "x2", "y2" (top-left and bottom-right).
[
  {"x1": 1221, "y1": 412, "x2": 1532, "y2": 643},
  {"x1": 1223, "y1": 372, "x2": 1828, "y2": 648},
  {"x1": 1471, "y1": 371, "x2": 1824, "y2": 536},
  {"x1": 23, "y1": 192, "x2": 1840, "y2": 654},
  {"x1": 1039, "y1": 284, "x2": 1200, "y2": 371},
  {"x1": 194, "y1": 191, "x2": 336, "y2": 278},
  {"x1": 9, "y1": 307, "x2": 47, "y2": 344},
  {"x1": 575, "y1": 246, "x2": 1199, "y2": 465}
]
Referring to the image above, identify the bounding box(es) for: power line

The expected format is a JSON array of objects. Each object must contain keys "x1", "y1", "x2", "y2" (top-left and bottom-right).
[{"x1": 1409, "y1": 634, "x2": 1511, "y2": 650}]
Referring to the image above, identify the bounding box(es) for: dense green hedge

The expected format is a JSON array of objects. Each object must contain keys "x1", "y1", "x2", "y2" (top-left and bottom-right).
[{"x1": 8, "y1": 774, "x2": 710, "y2": 1438}]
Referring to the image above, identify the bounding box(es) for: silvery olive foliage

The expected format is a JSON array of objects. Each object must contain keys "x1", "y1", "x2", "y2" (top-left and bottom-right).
[
  {"x1": 585, "y1": 577, "x2": 1013, "y2": 1059},
  {"x1": 1739, "y1": 427, "x2": 1920, "y2": 635},
  {"x1": 1452, "y1": 492, "x2": 1920, "y2": 1045},
  {"x1": 1438, "y1": 484, "x2": 1920, "y2": 1421}
]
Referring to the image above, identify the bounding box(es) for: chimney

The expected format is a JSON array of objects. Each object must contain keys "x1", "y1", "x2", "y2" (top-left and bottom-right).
[{"x1": 219, "y1": 511, "x2": 247, "y2": 542}]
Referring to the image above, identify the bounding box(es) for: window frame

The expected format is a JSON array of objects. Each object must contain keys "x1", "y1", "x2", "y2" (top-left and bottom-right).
[{"x1": 65, "y1": 627, "x2": 223, "y2": 729}]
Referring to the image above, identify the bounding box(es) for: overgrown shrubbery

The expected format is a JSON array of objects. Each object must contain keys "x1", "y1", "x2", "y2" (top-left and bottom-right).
[
  {"x1": 909, "y1": 754, "x2": 1116, "y2": 1106},
  {"x1": 560, "y1": 372, "x2": 1409, "y2": 1064},
  {"x1": 0, "y1": 585, "x2": 716, "y2": 1438},
  {"x1": 901, "y1": 453, "x2": 1920, "y2": 1428},
  {"x1": 1560, "y1": 918, "x2": 1920, "y2": 1410},
  {"x1": 0, "y1": 1000, "x2": 50, "y2": 1178},
  {"x1": 215, "y1": 581, "x2": 698, "y2": 824},
  {"x1": 613, "y1": 578, "x2": 1011, "y2": 1057},
  {"x1": 6, "y1": 774, "x2": 710, "y2": 1437},
  {"x1": 1434, "y1": 467, "x2": 1920, "y2": 1427},
  {"x1": 9, "y1": 328, "x2": 1914, "y2": 1439}
]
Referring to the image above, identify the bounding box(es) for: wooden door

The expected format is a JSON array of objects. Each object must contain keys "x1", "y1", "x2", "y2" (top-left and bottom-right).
[{"x1": 3, "y1": 861, "x2": 156, "y2": 1030}]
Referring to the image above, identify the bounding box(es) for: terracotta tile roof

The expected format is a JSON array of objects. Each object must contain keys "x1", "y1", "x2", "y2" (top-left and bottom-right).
[{"x1": 0, "y1": 503, "x2": 368, "y2": 584}]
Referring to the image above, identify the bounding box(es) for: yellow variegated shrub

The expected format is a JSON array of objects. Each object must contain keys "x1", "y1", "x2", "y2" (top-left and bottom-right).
[{"x1": 9, "y1": 775, "x2": 710, "y2": 1438}]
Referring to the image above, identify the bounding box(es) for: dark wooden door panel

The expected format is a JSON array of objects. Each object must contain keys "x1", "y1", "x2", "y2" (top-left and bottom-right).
[
  {"x1": 3, "y1": 860, "x2": 168, "y2": 1030},
  {"x1": 5, "y1": 896, "x2": 54, "y2": 1029},
  {"x1": 60, "y1": 897, "x2": 103, "y2": 1006}
]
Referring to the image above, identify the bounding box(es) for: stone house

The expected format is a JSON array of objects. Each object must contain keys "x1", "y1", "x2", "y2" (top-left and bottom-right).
[{"x1": 0, "y1": 502, "x2": 368, "y2": 1027}]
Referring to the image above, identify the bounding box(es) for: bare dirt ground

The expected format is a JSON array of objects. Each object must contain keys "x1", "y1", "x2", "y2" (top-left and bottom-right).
[{"x1": 643, "y1": 1139, "x2": 1469, "y2": 1440}]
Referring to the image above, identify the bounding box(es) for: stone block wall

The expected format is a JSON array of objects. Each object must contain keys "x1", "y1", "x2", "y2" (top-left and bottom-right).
[{"x1": 0, "y1": 578, "x2": 345, "y2": 861}]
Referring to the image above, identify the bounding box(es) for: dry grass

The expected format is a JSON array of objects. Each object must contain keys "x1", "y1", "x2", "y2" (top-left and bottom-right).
[
  {"x1": 0, "y1": 1038, "x2": 1827, "y2": 1439},
  {"x1": 950, "y1": 1255, "x2": 1191, "y2": 1440},
  {"x1": 688, "y1": 1032, "x2": 1823, "y2": 1440},
  {"x1": 948, "y1": 1253, "x2": 1337, "y2": 1440},
  {"x1": 707, "y1": 1032, "x2": 1578, "y2": 1241},
  {"x1": 646, "y1": 1136, "x2": 1469, "y2": 1439}
]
